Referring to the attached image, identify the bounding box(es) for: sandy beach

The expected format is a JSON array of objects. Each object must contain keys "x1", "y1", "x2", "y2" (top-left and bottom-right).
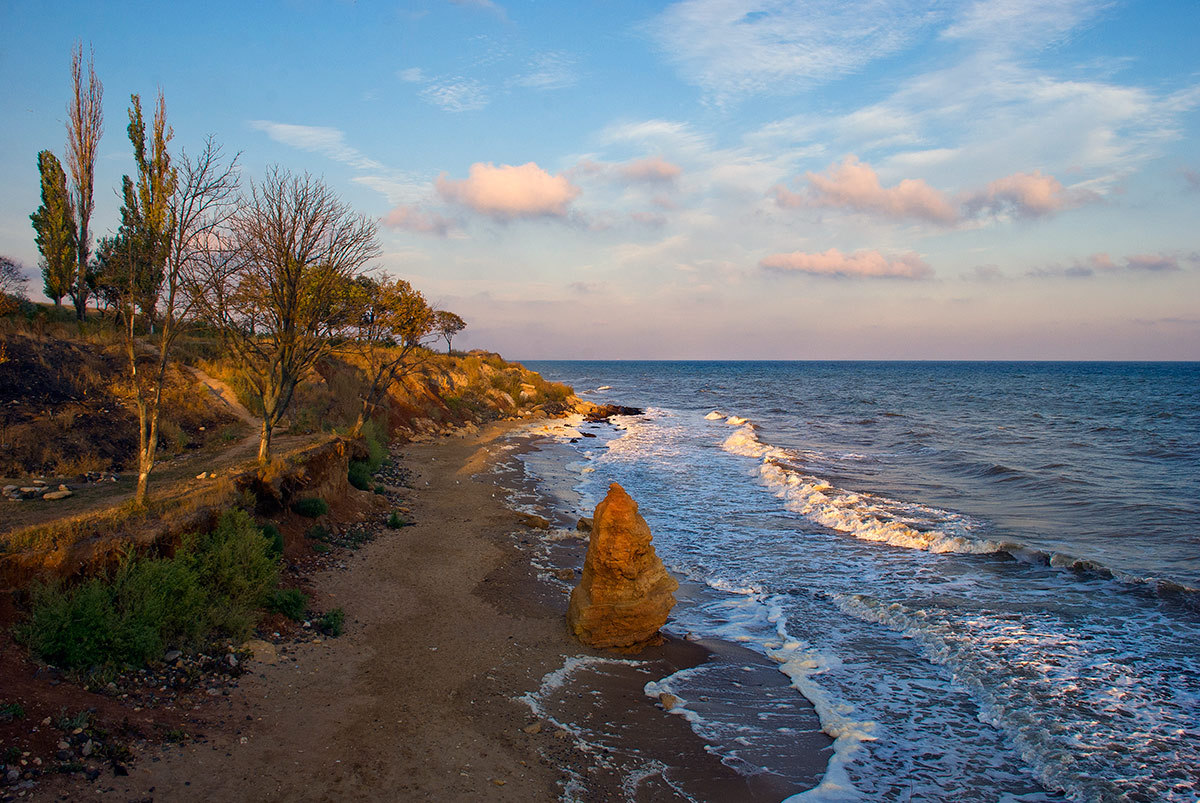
[{"x1": 30, "y1": 420, "x2": 829, "y2": 802}]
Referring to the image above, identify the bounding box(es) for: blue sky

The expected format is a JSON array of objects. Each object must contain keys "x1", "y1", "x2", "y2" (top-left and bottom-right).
[{"x1": 2, "y1": 0, "x2": 1197, "y2": 358}]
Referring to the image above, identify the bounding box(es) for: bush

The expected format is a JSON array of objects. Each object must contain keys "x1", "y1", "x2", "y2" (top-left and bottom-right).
[
  {"x1": 291, "y1": 497, "x2": 328, "y2": 518},
  {"x1": 386, "y1": 512, "x2": 409, "y2": 529},
  {"x1": 348, "y1": 460, "x2": 372, "y2": 491},
  {"x1": 266, "y1": 588, "x2": 308, "y2": 621},
  {"x1": 361, "y1": 418, "x2": 387, "y2": 472},
  {"x1": 259, "y1": 522, "x2": 284, "y2": 558},
  {"x1": 306, "y1": 524, "x2": 330, "y2": 542},
  {"x1": 17, "y1": 509, "x2": 278, "y2": 672},
  {"x1": 312, "y1": 542, "x2": 330, "y2": 554},
  {"x1": 316, "y1": 608, "x2": 344, "y2": 637}
]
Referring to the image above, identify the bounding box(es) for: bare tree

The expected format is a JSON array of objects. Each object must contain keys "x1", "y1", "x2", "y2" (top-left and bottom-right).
[
  {"x1": 192, "y1": 167, "x2": 379, "y2": 464},
  {"x1": 341, "y1": 275, "x2": 435, "y2": 437},
  {"x1": 65, "y1": 42, "x2": 103, "y2": 321},
  {"x1": 0, "y1": 257, "x2": 28, "y2": 316}
]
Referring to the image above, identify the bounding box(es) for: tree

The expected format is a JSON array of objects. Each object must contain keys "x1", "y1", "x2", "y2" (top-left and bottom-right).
[
  {"x1": 65, "y1": 42, "x2": 103, "y2": 320},
  {"x1": 341, "y1": 275, "x2": 435, "y2": 437},
  {"x1": 192, "y1": 167, "x2": 378, "y2": 464},
  {"x1": 31, "y1": 150, "x2": 76, "y2": 305},
  {"x1": 432, "y1": 310, "x2": 466, "y2": 354},
  {"x1": 110, "y1": 92, "x2": 182, "y2": 505},
  {"x1": 0, "y1": 257, "x2": 27, "y2": 316}
]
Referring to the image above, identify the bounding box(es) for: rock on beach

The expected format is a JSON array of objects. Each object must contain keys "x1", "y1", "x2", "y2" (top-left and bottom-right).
[{"x1": 567, "y1": 483, "x2": 678, "y2": 650}]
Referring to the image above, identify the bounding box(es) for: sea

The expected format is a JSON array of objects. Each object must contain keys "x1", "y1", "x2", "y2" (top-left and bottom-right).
[{"x1": 514, "y1": 361, "x2": 1200, "y2": 802}]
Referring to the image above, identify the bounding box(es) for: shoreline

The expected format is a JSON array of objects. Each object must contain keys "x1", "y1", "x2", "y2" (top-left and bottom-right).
[{"x1": 29, "y1": 418, "x2": 829, "y2": 801}]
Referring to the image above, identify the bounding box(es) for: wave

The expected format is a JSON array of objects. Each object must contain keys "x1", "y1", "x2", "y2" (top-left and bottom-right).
[
  {"x1": 720, "y1": 422, "x2": 1001, "y2": 555},
  {"x1": 715, "y1": 416, "x2": 1200, "y2": 600}
]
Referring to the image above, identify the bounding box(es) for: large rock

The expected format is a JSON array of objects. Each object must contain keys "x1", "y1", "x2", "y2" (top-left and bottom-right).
[{"x1": 567, "y1": 483, "x2": 678, "y2": 650}]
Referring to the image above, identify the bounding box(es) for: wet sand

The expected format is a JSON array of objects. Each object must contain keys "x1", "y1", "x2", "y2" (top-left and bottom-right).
[{"x1": 82, "y1": 421, "x2": 828, "y2": 801}]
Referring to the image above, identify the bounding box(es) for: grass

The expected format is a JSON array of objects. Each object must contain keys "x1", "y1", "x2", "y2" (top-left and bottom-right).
[
  {"x1": 0, "y1": 702, "x2": 25, "y2": 721},
  {"x1": 265, "y1": 588, "x2": 308, "y2": 621},
  {"x1": 316, "y1": 608, "x2": 344, "y2": 637},
  {"x1": 15, "y1": 509, "x2": 277, "y2": 674}
]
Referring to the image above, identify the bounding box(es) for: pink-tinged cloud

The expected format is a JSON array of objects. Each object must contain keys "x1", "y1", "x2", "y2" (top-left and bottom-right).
[
  {"x1": 761, "y1": 248, "x2": 933, "y2": 279},
  {"x1": 1125, "y1": 253, "x2": 1180, "y2": 272},
  {"x1": 780, "y1": 155, "x2": 958, "y2": 225},
  {"x1": 968, "y1": 170, "x2": 1074, "y2": 218},
  {"x1": 618, "y1": 157, "x2": 682, "y2": 184},
  {"x1": 382, "y1": 204, "x2": 455, "y2": 237},
  {"x1": 436, "y1": 162, "x2": 580, "y2": 220}
]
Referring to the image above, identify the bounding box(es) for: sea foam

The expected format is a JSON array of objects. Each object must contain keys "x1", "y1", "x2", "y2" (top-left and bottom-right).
[{"x1": 720, "y1": 421, "x2": 1001, "y2": 555}]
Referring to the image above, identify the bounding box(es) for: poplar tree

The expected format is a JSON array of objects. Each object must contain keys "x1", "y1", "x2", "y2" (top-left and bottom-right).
[
  {"x1": 65, "y1": 42, "x2": 103, "y2": 320},
  {"x1": 30, "y1": 150, "x2": 76, "y2": 305}
]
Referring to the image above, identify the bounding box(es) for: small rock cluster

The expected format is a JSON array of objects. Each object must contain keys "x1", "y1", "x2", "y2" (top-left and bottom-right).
[
  {"x1": 1, "y1": 710, "x2": 137, "y2": 794},
  {"x1": 2, "y1": 481, "x2": 74, "y2": 502}
]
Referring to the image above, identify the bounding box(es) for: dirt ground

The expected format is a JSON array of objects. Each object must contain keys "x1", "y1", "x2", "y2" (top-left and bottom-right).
[{"x1": 17, "y1": 421, "x2": 828, "y2": 802}]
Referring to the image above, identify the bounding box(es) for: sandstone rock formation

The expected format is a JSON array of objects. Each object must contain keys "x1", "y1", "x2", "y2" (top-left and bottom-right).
[{"x1": 567, "y1": 483, "x2": 678, "y2": 650}]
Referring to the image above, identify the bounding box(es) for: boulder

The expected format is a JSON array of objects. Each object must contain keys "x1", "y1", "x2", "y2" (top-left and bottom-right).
[
  {"x1": 41, "y1": 489, "x2": 73, "y2": 501},
  {"x1": 567, "y1": 483, "x2": 678, "y2": 650}
]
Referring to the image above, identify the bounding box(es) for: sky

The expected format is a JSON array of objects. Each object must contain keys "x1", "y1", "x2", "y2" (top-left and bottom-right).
[{"x1": 1, "y1": 0, "x2": 1198, "y2": 359}]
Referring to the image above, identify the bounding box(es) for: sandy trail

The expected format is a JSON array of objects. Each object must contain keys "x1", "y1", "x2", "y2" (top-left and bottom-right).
[{"x1": 57, "y1": 421, "x2": 827, "y2": 802}]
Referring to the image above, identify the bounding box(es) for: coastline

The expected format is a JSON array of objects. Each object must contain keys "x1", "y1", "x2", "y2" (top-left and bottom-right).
[{"x1": 35, "y1": 418, "x2": 828, "y2": 801}]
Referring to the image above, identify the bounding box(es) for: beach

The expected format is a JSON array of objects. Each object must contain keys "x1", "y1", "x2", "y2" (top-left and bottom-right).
[{"x1": 48, "y1": 419, "x2": 829, "y2": 802}]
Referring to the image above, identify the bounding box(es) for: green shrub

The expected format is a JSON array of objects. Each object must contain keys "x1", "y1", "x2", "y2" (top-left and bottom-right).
[
  {"x1": 182, "y1": 510, "x2": 278, "y2": 637},
  {"x1": 316, "y1": 608, "x2": 344, "y2": 637},
  {"x1": 0, "y1": 702, "x2": 26, "y2": 720},
  {"x1": 259, "y1": 522, "x2": 284, "y2": 558},
  {"x1": 386, "y1": 512, "x2": 409, "y2": 529},
  {"x1": 373, "y1": 484, "x2": 385, "y2": 495},
  {"x1": 312, "y1": 542, "x2": 330, "y2": 554},
  {"x1": 266, "y1": 588, "x2": 308, "y2": 621},
  {"x1": 361, "y1": 418, "x2": 387, "y2": 472},
  {"x1": 291, "y1": 497, "x2": 328, "y2": 518},
  {"x1": 17, "y1": 509, "x2": 278, "y2": 672},
  {"x1": 306, "y1": 524, "x2": 330, "y2": 542},
  {"x1": 348, "y1": 460, "x2": 372, "y2": 491}
]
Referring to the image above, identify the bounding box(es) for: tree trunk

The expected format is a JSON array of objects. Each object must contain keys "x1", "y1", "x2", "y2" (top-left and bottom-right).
[{"x1": 258, "y1": 418, "x2": 272, "y2": 465}]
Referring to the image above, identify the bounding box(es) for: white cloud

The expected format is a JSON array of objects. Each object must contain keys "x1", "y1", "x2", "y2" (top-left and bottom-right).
[
  {"x1": 514, "y1": 52, "x2": 578, "y2": 91},
  {"x1": 398, "y1": 67, "x2": 426, "y2": 83},
  {"x1": 646, "y1": 0, "x2": 940, "y2": 102},
  {"x1": 942, "y1": 0, "x2": 1111, "y2": 49},
  {"x1": 248, "y1": 121, "x2": 383, "y2": 170},
  {"x1": 420, "y1": 78, "x2": 489, "y2": 112}
]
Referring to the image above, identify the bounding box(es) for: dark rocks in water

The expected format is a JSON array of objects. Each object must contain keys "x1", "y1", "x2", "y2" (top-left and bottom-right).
[{"x1": 583, "y1": 404, "x2": 643, "y2": 422}]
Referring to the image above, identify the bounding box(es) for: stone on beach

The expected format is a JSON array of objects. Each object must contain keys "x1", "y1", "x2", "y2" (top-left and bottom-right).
[{"x1": 567, "y1": 483, "x2": 678, "y2": 650}]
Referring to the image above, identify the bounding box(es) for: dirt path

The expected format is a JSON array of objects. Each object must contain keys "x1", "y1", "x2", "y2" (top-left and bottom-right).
[
  {"x1": 87, "y1": 423, "x2": 570, "y2": 801},
  {"x1": 184, "y1": 366, "x2": 259, "y2": 428}
]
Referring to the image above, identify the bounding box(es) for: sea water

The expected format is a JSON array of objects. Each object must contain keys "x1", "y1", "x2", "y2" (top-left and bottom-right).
[{"x1": 520, "y1": 361, "x2": 1200, "y2": 802}]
